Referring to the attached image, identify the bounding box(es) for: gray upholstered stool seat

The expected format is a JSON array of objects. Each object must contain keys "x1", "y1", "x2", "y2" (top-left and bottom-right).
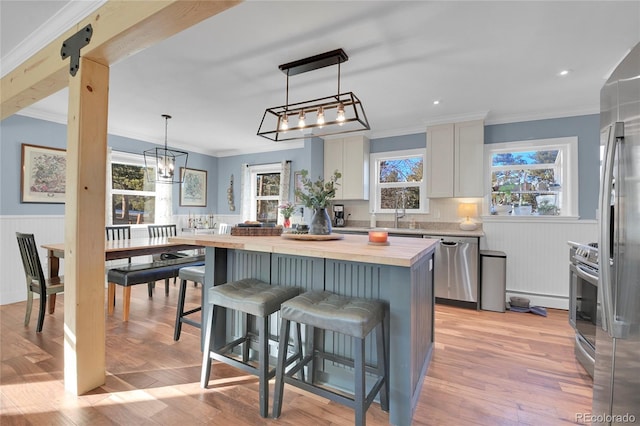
[
  {"x1": 273, "y1": 291, "x2": 388, "y2": 426},
  {"x1": 280, "y1": 290, "x2": 384, "y2": 339},
  {"x1": 174, "y1": 266, "x2": 205, "y2": 341},
  {"x1": 210, "y1": 278, "x2": 298, "y2": 317},
  {"x1": 201, "y1": 278, "x2": 300, "y2": 418}
]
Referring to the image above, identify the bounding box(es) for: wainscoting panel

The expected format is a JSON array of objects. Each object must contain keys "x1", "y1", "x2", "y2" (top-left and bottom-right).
[{"x1": 481, "y1": 219, "x2": 598, "y2": 309}]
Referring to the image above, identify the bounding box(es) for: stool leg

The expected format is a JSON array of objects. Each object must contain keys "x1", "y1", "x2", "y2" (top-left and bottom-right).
[
  {"x1": 122, "y1": 287, "x2": 132, "y2": 322},
  {"x1": 376, "y1": 321, "x2": 389, "y2": 411},
  {"x1": 295, "y1": 322, "x2": 305, "y2": 381},
  {"x1": 272, "y1": 318, "x2": 291, "y2": 419},
  {"x1": 164, "y1": 278, "x2": 170, "y2": 296},
  {"x1": 242, "y1": 312, "x2": 249, "y2": 363},
  {"x1": 200, "y1": 303, "x2": 216, "y2": 388},
  {"x1": 354, "y1": 336, "x2": 365, "y2": 426},
  {"x1": 174, "y1": 279, "x2": 188, "y2": 341},
  {"x1": 258, "y1": 315, "x2": 269, "y2": 418},
  {"x1": 147, "y1": 281, "x2": 154, "y2": 298}
]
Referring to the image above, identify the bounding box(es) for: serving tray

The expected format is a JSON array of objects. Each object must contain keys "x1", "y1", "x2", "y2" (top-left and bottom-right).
[{"x1": 281, "y1": 233, "x2": 344, "y2": 241}]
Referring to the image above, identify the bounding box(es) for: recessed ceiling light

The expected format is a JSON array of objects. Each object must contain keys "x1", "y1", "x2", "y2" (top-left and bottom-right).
[
  {"x1": 559, "y1": 69, "x2": 571, "y2": 76},
  {"x1": 433, "y1": 100, "x2": 440, "y2": 105}
]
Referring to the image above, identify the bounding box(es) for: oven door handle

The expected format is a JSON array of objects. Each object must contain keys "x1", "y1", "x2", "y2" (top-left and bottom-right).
[{"x1": 575, "y1": 264, "x2": 598, "y2": 285}]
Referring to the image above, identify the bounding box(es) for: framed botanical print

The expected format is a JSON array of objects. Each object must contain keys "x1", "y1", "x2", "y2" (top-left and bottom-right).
[
  {"x1": 21, "y1": 143, "x2": 66, "y2": 203},
  {"x1": 180, "y1": 167, "x2": 207, "y2": 207}
]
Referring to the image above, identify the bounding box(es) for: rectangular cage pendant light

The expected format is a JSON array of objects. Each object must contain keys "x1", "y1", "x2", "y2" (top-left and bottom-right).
[
  {"x1": 257, "y1": 49, "x2": 370, "y2": 142},
  {"x1": 143, "y1": 114, "x2": 189, "y2": 184}
]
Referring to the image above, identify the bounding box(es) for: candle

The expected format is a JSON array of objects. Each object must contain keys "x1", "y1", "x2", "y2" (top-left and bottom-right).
[{"x1": 368, "y1": 230, "x2": 388, "y2": 243}]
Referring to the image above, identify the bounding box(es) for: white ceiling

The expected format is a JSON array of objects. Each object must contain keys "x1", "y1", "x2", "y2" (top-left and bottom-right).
[{"x1": 2, "y1": 1, "x2": 639, "y2": 157}]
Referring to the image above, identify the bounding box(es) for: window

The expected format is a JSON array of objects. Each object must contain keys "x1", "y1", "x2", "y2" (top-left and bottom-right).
[
  {"x1": 485, "y1": 137, "x2": 578, "y2": 217},
  {"x1": 110, "y1": 151, "x2": 157, "y2": 225},
  {"x1": 370, "y1": 149, "x2": 427, "y2": 213},
  {"x1": 249, "y1": 163, "x2": 282, "y2": 224}
]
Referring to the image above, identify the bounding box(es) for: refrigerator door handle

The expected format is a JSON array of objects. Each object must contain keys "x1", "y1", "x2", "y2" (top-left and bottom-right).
[{"x1": 599, "y1": 122, "x2": 626, "y2": 338}]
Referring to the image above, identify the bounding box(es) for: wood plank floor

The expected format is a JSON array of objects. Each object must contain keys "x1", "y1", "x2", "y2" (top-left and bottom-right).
[{"x1": 1, "y1": 283, "x2": 593, "y2": 425}]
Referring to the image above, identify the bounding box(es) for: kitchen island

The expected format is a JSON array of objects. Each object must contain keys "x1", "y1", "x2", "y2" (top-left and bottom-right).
[{"x1": 169, "y1": 233, "x2": 437, "y2": 425}]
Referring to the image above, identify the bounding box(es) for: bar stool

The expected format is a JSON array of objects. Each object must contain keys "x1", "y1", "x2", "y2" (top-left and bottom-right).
[
  {"x1": 272, "y1": 291, "x2": 389, "y2": 426},
  {"x1": 200, "y1": 278, "x2": 300, "y2": 418},
  {"x1": 174, "y1": 265, "x2": 204, "y2": 341}
]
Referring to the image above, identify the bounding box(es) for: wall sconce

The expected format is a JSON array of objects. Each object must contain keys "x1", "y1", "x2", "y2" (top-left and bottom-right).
[
  {"x1": 257, "y1": 48, "x2": 370, "y2": 142},
  {"x1": 458, "y1": 203, "x2": 478, "y2": 231},
  {"x1": 143, "y1": 114, "x2": 188, "y2": 184}
]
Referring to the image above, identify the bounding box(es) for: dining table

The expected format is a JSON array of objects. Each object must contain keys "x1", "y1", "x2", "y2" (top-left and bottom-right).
[{"x1": 40, "y1": 237, "x2": 201, "y2": 311}]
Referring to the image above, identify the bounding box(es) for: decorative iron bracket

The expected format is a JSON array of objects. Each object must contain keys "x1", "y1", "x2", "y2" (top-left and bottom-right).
[{"x1": 60, "y1": 24, "x2": 93, "y2": 76}]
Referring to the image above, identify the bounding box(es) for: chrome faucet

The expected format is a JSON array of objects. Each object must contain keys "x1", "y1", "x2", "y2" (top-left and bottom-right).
[{"x1": 394, "y1": 190, "x2": 406, "y2": 228}]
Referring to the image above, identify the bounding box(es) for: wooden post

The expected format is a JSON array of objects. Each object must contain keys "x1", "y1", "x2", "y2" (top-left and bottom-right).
[{"x1": 63, "y1": 56, "x2": 109, "y2": 394}]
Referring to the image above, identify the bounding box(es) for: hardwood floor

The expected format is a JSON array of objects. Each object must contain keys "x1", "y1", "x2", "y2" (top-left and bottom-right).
[{"x1": 1, "y1": 284, "x2": 593, "y2": 425}]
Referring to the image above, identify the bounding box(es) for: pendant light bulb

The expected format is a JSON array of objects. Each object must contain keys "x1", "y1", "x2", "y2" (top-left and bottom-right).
[
  {"x1": 298, "y1": 110, "x2": 306, "y2": 129},
  {"x1": 336, "y1": 102, "x2": 345, "y2": 125},
  {"x1": 280, "y1": 113, "x2": 289, "y2": 131},
  {"x1": 317, "y1": 107, "x2": 325, "y2": 128}
]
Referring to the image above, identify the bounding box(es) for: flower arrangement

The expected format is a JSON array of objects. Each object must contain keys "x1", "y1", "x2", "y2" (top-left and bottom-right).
[
  {"x1": 294, "y1": 169, "x2": 342, "y2": 210},
  {"x1": 279, "y1": 201, "x2": 296, "y2": 219}
]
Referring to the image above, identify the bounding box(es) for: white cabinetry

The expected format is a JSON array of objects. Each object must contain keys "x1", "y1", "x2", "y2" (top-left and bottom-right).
[
  {"x1": 426, "y1": 119, "x2": 484, "y2": 198},
  {"x1": 323, "y1": 136, "x2": 370, "y2": 200}
]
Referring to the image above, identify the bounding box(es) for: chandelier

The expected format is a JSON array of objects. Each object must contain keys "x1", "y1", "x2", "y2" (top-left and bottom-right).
[
  {"x1": 144, "y1": 114, "x2": 188, "y2": 184},
  {"x1": 257, "y1": 49, "x2": 370, "y2": 142}
]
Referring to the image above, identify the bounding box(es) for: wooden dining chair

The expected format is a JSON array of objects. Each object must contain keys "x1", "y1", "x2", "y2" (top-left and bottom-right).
[
  {"x1": 16, "y1": 232, "x2": 64, "y2": 332},
  {"x1": 147, "y1": 224, "x2": 186, "y2": 296}
]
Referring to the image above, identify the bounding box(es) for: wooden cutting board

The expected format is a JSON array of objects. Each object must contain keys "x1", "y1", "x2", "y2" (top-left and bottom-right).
[{"x1": 281, "y1": 233, "x2": 344, "y2": 241}]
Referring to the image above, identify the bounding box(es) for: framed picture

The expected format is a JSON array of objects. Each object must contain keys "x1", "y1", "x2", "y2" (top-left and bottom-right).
[
  {"x1": 294, "y1": 171, "x2": 304, "y2": 204},
  {"x1": 180, "y1": 167, "x2": 207, "y2": 207},
  {"x1": 21, "y1": 143, "x2": 66, "y2": 203}
]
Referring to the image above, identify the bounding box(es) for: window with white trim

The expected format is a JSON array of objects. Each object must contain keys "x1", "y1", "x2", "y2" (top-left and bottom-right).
[
  {"x1": 110, "y1": 151, "x2": 158, "y2": 225},
  {"x1": 249, "y1": 163, "x2": 282, "y2": 224},
  {"x1": 485, "y1": 137, "x2": 578, "y2": 217},
  {"x1": 370, "y1": 149, "x2": 427, "y2": 213}
]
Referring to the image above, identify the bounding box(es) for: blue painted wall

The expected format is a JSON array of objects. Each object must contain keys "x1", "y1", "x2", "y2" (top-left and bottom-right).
[
  {"x1": 1, "y1": 114, "x2": 600, "y2": 219},
  {"x1": 215, "y1": 138, "x2": 322, "y2": 215},
  {"x1": 0, "y1": 115, "x2": 218, "y2": 216}
]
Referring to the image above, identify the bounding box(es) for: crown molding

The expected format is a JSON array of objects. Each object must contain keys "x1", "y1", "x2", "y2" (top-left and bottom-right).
[
  {"x1": 484, "y1": 106, "x2": 599, "y2": 126},
  {"x1": 1, "y1": 1, "x2": 106, "y2": 78}
]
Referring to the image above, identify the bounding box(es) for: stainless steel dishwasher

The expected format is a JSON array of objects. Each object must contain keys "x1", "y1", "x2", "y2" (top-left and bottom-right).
[{"x1": 424, "y1": 235, "x2": 479, "y2": 308}]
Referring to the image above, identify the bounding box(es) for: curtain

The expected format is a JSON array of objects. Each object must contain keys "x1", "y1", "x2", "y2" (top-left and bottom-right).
[
  {"x1": 241, "y1": 163, "x2": 251, "y2": 222},
  {"x1": 278, "y1": 160, "x2": 291, "y2": 224}
]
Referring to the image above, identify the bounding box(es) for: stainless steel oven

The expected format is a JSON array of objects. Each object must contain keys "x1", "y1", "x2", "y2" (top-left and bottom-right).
[{"x1": 568, "y1": 241, "x2": 599, "y2": 378}]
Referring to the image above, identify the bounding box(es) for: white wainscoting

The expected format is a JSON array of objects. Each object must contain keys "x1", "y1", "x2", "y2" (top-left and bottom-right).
[{"x1": 481, "y1": 217, "x2": 598, "y2": 309}]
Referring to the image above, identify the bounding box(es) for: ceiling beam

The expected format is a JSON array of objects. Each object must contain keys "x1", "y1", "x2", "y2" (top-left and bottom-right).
[{"x1": 0, "y1": 0, "x2": 241, "y2": 120}]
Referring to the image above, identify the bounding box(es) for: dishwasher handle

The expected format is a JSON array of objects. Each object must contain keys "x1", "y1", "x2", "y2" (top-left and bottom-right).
[{"x1": 441, "y1": 241, "x2": 459, "y2": 248}]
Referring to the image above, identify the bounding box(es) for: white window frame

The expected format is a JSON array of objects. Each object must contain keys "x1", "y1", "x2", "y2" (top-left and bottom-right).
[
  {"x1": 484, "y1": 137, "x2": 578, "y2": 218},
  {"x1": 110, "y1": 151, "x2": 161, "y2": 226},
  {"x1": 369, "y1": 148, "x2": 428, "y2": 214},
  {"x1": 248, "y1": 163, "x2": 282, "y2": 222}
]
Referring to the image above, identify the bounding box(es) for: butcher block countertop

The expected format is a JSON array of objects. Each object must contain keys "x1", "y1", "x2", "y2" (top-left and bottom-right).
[{"x1": 169, "y1": 233, "x2": 438, "y2": 267}]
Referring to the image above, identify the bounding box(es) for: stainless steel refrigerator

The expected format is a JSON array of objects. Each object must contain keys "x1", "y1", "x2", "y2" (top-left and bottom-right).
[{"x1": 594, "y1": 41, "x2": 640, "y2": 425}]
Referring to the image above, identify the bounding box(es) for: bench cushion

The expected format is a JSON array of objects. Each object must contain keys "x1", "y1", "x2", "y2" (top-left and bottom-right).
[
  {"x1": 209, "y1": 278, "x2": 299, "y2": 317},
  {"x1": 107, "y1": 255, "x2": 205, "y2": 286},
  {"x1": 280, "y1": 291, "x2": 384, "y2": 339}
]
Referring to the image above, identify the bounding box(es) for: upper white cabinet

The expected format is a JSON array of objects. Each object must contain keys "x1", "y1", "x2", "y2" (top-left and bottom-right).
[
  {"x1": 324, "y1": 136, "x2": 370, "y2": 200},
  {"x1": 426, "y1": 119, "x2": 484, "y2": 198}
]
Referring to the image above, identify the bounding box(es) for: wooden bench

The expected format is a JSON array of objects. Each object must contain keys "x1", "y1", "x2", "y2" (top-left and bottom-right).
[{"x1": 107, "y1": 255, "x2": 205, "y2": 321}]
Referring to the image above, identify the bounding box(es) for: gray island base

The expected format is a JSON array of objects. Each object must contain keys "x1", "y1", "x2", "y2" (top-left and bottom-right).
[{"x1": 170, "y1": 233, "x2": 437, "y2": 425}]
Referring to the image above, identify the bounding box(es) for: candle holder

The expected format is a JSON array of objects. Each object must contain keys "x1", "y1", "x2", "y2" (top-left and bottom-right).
[{"x1": 368, "y1": 230, "x2": 389, "y2": 245}]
